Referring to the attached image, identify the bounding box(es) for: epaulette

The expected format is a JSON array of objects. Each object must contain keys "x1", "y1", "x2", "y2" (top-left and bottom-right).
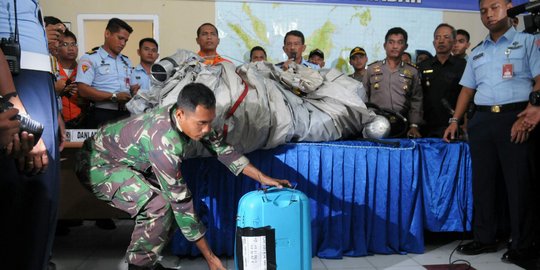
[
  {"x1": 121, "y1": 54, "x2": 129, "y2": 59},
  {"x1": 86, "y1": 46, "x2": 99, "y2": 55},
  {"x1": 471, "y1": 41, "x2": 483, "y2": 52},
  {"x1": 367, "y1": 60, "x2": 382, "y2": 67}
]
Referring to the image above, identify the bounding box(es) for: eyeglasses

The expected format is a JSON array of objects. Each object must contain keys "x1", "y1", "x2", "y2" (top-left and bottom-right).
[{"x1": 60, "y1": 42, "x2": 78, "y2": 48}]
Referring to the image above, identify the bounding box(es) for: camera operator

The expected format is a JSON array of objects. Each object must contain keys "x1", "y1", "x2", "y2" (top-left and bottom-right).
[{"x1": 0, "y1": 0, "x2": 61, "y2": 269}]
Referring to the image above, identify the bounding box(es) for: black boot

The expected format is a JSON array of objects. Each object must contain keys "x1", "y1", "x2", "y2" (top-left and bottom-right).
[{"x1": 128, "y1": 263, "x2": 176, "y2": 270}]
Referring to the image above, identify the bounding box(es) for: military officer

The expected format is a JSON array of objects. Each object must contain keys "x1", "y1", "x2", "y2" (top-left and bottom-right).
[
  {"x1": 363, "y1": 27, "x2": 423, "y2": 138},
  {"x1": 418, "y1": 23, "x2": 466, "y2": 138},
  {"x1": 76, "y1": 18, "x2": 134, "y2": 128},
  {"x1": 130, "y1": 38, "x2": 159, "y2": 96},
  {"x1": 76, "y1": 83, "x2": 290, "y2": 270},
  {"x1": 1, "y1": 1, "x2": 61, "y2": 269},
  {"x1": 444, "y1": 0, "x2": 540, "y2": 263}
]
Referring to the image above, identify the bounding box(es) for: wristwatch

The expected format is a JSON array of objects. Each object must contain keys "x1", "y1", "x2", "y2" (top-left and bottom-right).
[
  {"x1": 448, "y1": 117, "x2": 459, "y2": 124},
  {"x1": 110, "y1": 93, "x2": 118, "y2": 103},
  {"x1": 529, "y1": 91, "x2": 540, "y2": 106}
]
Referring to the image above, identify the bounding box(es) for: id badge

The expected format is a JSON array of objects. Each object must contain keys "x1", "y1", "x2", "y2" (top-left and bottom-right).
[{"x1": 502, "y1": 63, "x2": 513, "y2": 79}]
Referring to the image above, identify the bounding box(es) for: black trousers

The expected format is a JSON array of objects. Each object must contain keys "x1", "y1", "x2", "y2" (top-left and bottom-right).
[{"x1": 468, "y1": 109, "x2": 537, "y2": 250}]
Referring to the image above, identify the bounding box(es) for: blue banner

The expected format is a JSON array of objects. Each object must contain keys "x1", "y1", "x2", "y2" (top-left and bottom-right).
[{"x1": 254, "y1": 0, "x2": 529, "y2": 12}]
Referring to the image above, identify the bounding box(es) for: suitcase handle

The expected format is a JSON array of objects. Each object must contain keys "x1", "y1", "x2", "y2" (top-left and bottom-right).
[
  {"x1": 258, "y1": 182, "x2": 297, "y2": 193},
  {"x1": 261, "y1": 186, "x2": 299, "y2": 207}
]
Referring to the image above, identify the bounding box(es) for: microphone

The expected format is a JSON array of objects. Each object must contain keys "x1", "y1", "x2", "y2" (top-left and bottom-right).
[
  {"x1": 441, "y1": 98, "x2": 455, "y2": 115},
  {"x1": 290, "y1": 52, "x2": 297, "y2": 61},
  {"x1": 507, "y1": 1, "x2": 540, "y2": 18}
]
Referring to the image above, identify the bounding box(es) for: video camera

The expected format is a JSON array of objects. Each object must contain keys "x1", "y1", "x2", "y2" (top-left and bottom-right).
[
  {"x1": 508, "y1": 0, "x2": 540, "y2": 34},
  {"x1": 0, "y1": 95, "x2": 44, "y2": 145}
]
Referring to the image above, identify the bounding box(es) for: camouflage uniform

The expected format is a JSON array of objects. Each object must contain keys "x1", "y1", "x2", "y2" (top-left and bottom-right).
[
  {"x1": 76, "y1": 104, "x2": 249, "y2": 267},
  {"x1": 362, "y1": 59, "x2": 423, "y2": 126}
]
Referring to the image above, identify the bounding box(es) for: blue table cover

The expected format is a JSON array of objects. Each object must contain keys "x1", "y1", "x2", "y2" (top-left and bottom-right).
[{"x1": 171, "y1": 139, "x2": 472, "y2": 259}]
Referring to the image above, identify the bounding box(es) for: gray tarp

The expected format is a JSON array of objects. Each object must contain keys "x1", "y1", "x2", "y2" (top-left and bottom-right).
[{"x1": 127, "y1": 50, "x2": 376, "y2": 157}]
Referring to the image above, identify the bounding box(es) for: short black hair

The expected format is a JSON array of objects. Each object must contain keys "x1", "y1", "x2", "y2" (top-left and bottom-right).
[
  {"x1": 177, "y1": 83, "x2": 216, "y2": 112},
  {"x1": 309, "y1": 49, "x2": 324, "y2": 59},
  {"x1": 250, "y1": 46, "x2": 266, "y2": 59},
  {"x1": 284, "y1": 30, "x2": 305, "y2": 45},
  {"x1": 434, "y1": 23, "x2": 457, "y2": 39},
  {"x1": 197, "y1": 23, "x2": 219, "y2": 37},
  {"x1": 106, "y1": 18, "x2": 133, "y2": 34},
  {"x1": 385, "y1": 27, "x2": 408, "y2": 43},
  {"x1": 62, "y1": 29, "x2": 77, "y2": 42},
  {"x1": 139, "y1": 37, "x2": 158, "y2": 50},
  {"x1": 43, "y1": 16, "x2": 63, "y2": 27},
  {"x1": 402, "y1": 52, "x2": 412, "y2": 60},
  {"x1": 456, "y1": 29, "x2": 470, "y2": 42}
]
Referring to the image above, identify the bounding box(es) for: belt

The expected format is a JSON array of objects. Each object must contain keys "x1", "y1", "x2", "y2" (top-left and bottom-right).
[
  {"x1": 475, "y1": 101, "x2": 528, "y2": 113},
  {"x1": 21, "y1": 51, "x2": 52, "y2": 72}
]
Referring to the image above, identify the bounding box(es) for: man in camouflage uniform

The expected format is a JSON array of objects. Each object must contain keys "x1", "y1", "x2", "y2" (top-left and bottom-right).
[
  {"x1": 76, "y1": 83, "x2": 290, "y2": 270},
  {"x1": 363, "y1": 27, "x2": 423, "y2": 138}
]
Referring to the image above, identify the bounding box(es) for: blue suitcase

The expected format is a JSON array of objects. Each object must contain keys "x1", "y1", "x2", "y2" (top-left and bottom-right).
[{"x1": 235, "y1": 188, "x2": 311, "y2": 270}]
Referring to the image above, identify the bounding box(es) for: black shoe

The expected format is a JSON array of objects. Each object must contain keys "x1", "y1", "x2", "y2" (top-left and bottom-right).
[
  {"x1": 128, "y1": 263, "x2": 175, "y2": 270},
  {"x1": 457, "y1": 241, "x2": 498, "y2": 255},
  {"x1": 95, "y1": 218, "x2": 116, "y2": 230},
  {"x1": 501, "y1": 248, "x2": 538, "y2": 264},
  {"x1": 48, "y1": 261, "x2": 57, "y2": 270}
]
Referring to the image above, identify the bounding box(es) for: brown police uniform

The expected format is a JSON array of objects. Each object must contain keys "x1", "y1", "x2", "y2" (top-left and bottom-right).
[{"x1": 362, "y1": 59, "x2": 423, "y2": 126}]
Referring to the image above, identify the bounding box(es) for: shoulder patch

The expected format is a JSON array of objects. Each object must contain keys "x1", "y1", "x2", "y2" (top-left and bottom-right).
[
  {"x1": 404, "y1": 61, "x2": 418, "y2": 69},
  {"x1": 471, "y1": 41, "x2": 483, "y2": 52}
]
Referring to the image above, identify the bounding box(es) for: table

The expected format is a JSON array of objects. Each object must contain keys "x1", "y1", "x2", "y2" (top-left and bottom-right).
[{"x1": 170, "y1": 139, "x2": 473, "y2": 258}]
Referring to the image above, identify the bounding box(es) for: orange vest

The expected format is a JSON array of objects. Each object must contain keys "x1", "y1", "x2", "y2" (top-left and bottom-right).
[
  {"x1": 58, "y1": 62, "x2": 81, "y2": 121},
  {"x1": 197, "y1": 51, "x2": 231, "y2": 65}
]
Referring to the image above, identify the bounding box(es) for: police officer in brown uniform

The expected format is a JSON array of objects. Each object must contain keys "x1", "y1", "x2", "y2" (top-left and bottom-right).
[{"x1": 363, "y1": 27, "x2": 423, "y2": 138}]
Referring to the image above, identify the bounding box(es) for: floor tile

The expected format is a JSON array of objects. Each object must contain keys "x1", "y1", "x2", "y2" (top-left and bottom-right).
[
  {"x1": 52, "y1": 222, "x2": 529, "y2": 270},
  {"x1": 321, "y1": 256, "x2": 375, "y2": 269},
  {"x1": 366, "y1": 254, "x2": 420, "y2": 268}
]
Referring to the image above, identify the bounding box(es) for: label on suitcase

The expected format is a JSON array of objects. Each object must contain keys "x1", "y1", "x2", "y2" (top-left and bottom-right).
[
  {"x1": 235, "y1": 226, "x2": 276, "y2": 270},
  {"x1": 235, "y1": 188, "x2": 311, "y2": 270}
]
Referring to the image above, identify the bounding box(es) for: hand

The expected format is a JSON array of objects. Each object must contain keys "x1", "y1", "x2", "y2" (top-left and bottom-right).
[
  {"x1": 117, "y1": 91, "x2": 132, "y2": 104},
  {"x1": 130, "y1": 84, "x2": 141, "y2": 96},
  {"x1": 6, "y1": 131, "x2": 34, "y2": 158},
  {"x1": 16, "y1": 137, "x2": 48, "y2": 175},
  {"x1": 517, "y1": 106, "x2": 540, "y2": 132},
  {"x1": 64, "y1": 82, "x2": 78, "y2": 97},
  {"x1": 443, "y1": 122, "x2": 459, "y2": 142},
  {"x1": 407, "y1": 126, "x2": 422, "y2": 138},
  {"x1": 0, "y1": 108, "x2": 20, "y2": 149},
  {"x1": 54, "y1": 79, "x2": 67, "y2": 94},
  {"x1": 259, "y1": 175, "x2": 291, "y2": 189},
  {"x1": 205, "y1": 254, "x2": 226, "y2": 270},
  {"x1": 511, "y1": 116, "x2": 529, "y2": 144},
  {"x1": 46, "y1": 23, "x2": 65, "y2": 52}
]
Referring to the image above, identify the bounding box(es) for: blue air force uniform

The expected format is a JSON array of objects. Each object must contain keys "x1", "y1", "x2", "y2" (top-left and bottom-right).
[
  {"x1": 76, "y1": 46, "x2": 132, "y2": 127},
  {"x1": 0, "y1": 0, "x2": 60, "y2": 269},
  {"x1": 461, "y1": 27, "x2": 540, "y2": 251},
  {"x1": 130, "y1": 64, "x2": 151, "y2": 94}
]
